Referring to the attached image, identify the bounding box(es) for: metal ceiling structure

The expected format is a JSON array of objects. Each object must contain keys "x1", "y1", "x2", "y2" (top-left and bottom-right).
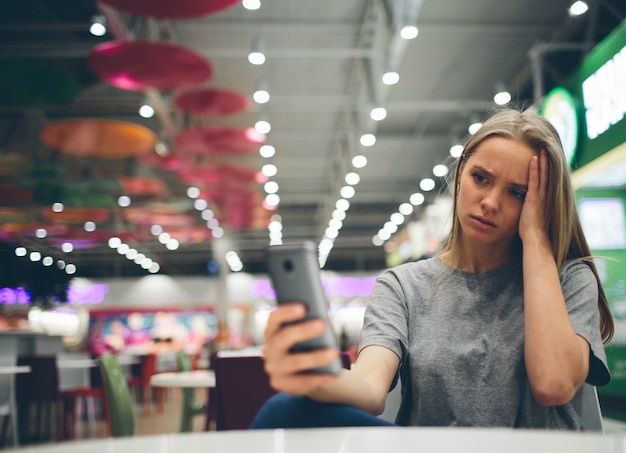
[{"x1": 0, "y1": 0, "x2": 624, "y2": 279}]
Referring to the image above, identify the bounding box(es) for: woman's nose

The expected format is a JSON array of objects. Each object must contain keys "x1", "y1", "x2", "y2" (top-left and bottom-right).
[{"x1": 480, "y1": 191, "x2": 500, "y2": 212}]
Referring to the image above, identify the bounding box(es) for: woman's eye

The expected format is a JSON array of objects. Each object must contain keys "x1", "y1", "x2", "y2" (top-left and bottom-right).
[
  {"x1": 472, "y1": 173, "x2": 487, "y2": 184},
  {"x1": 510, "y1": 189, "x2": 526, "y2": 200}
]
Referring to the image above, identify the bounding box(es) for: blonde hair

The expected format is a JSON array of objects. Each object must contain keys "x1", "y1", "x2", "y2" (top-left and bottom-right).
[{"x1": 442, "y1": 108, "x2": 614, "y2": 344}]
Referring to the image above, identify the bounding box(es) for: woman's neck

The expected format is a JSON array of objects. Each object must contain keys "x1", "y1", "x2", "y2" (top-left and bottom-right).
[{"x1": 441, "y1": 238, "x2": 520, "y2": 273}]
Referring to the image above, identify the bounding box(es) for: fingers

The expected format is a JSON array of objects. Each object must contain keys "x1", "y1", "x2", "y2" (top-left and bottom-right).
[
  {"x1": 526, "y1": 150, "x2": 547, "y2": 202},
  {"x1": 262, "y1": 304, "x2": 340, "y2": 394}
]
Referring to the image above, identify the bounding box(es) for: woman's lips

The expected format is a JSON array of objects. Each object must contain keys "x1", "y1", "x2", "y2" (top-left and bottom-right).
[{"x1": 471, "y1": 215, "x2": 496, "y2": 229}]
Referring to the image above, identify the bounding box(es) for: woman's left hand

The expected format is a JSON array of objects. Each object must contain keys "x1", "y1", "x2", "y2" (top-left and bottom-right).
[{"x1": 518, "y1": 150, "x2": 549, "y2": 244}]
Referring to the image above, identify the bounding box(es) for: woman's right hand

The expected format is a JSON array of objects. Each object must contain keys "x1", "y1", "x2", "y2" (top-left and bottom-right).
[{"x1": 262, "y1": 303, "x2": 341, "y2": 395}]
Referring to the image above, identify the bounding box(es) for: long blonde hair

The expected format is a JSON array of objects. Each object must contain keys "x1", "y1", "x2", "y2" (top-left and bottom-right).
[{"x1": 442, "y1": 109, "x2": 614, "y2": 344}]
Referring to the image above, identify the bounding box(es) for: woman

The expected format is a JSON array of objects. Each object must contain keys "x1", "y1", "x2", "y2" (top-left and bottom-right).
[{"x1": 252, "y1": 108, "x2": 614, "y2": 430}]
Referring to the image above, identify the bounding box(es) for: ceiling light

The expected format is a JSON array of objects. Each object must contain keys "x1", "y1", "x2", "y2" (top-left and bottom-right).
[
  {"x1": 409, "y1": 192, "x2": 425, "y2": 205},
  {"x1": 419, "y1": 178, "x2": 435, "y2": 191},
  {"x1": 255, "y1": 118, "x2": 271, "y2": 134},
  {"x1": 186, "y1": 186, "x2": 200, "y2": 198},
  {"x1": 248, "y1": 39, "x2": 266, "y2": 65},
  {"x1": 118, "y1": 195, "x2": 131, "y2": 207},
  {"x1": 568, "y1": 1, "x2": 588, "y2": 16},
  {"x1": 150, "y1": 225, "x2": 163, "y2": 236},
  {"x1": 370, "y1": 106, "x2": 387, "y2": 121},
  {"x1": 383, "y1": 221, "x2": 398, "y2": 235},
  {"x1": 253, "y1": 78, "x2": 270, "y2": 104},
  {"x1": 84, "y1": 221, "x2": 96, "y2": 232},
  {"x1": 166, "y1": 239, "x2": 180, "y2": 251},
  {"x1": 352, "y1": 154, "x2": 368, "y2": 168},
  {"x1": 335, "y1": 198, "x2": 350, "y2": 211},
  {"x1": 360, "y1": 133, "x2": 376, "y2": 147},
  {"x1": 260, "y1": 144, "x2": 276, "y2": 158},
  {"x1": 268, "y1": 221, "x2": 282, "y2": 232},
  {"x1": 158, "y1": 233, "x2": 171, "y2": 245},
  {"x1": 29, "y1": 251, "x2": 41, "y2": 262},
  {"x1": 449, "y1": 143, "x2": 464, "y2": 158},
  {"x1": 36, "y1": 228, "x2": 47, "y2": 239},
  {"x1": 262, "y1": 164, "x2": 277, "y2": 177},
  {"x1": 89, "y1": 15, "x2": 107, "y2": 37},
  {"x1": 400, "y1": 24, "x2": 418, "y2": 40},
  {"x1": 433, "y1": 164, "x2": 449, "y2": 177},
  {"x1": 399, "y1": 202, "x2": 413, "y2": 215},
  {"x1": 138, "y1": 103, "x2": 154, "y2": 118},
  {"x1": 265, "y1": 193, "x2": 280, "y2": 207},
  {"x1": 242, "y1": 0, "x2": 261, "y2": 10},
  {"x1": 264, "y1": 181, "x2": 279, "y2": 194},
  {"x1": 61, "y1": 242, "x2": 74, "y2": 253},
  {"x1": 493, "y1": 82, "x2": 511, "y2": 105},
  {"x1": 390, "y1": 212, "x2": 405, "y2": 225},
  {"x1": 378, "y1": 229, "x2": 391, "y2": 241},
  {"x1": 332, "y1": 209, "x2": 346, "y2": 221},
  {"x1": 345, "y1": 172, "x2": 360, "y2": 185},
  {"x1": 468, "y1": 117, "x2": 483, "y2": 135},
  {"x1": 52, "y1": 202, "x2": 64, "y2": 212},
  {"x1": 382, "y1": 67, "x2": 400, "y2": 86},
  {"x1": 253, "y1": 89, "x2": 270, "y2": 104},
  {"x1": 340, "y1": 185, "x2": 355, "y2": 199}
]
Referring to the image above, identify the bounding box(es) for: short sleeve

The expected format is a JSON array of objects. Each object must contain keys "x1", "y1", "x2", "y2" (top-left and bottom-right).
[
  {"x1": 560, "y1": 261, "x2": 610, "y2": 386},
  {"x1": 358, "y1": 268, "x2": 409, "y2": 365}
]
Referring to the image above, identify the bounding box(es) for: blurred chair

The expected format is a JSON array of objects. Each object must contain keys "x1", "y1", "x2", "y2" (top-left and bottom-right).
[
  {"x1": 57, "y1": 352, "x2": 105, "y2": 438},
  {"x1": 213, "y1": 354, "x2": 276, "y2": 431},
  {"x1": 15, "y1": 355, "x2": 65, "y2": 443},
  {"x1": 0, "y1": 356, "x2": 19, "y2": 448},
  {"x1": 212, "y1": 351, "x2": 351, "y2": 431},
  {"x1": 98, "y1": 355, "x2": 134, "y2": 437},
  {"x1": 127, "y1": 353, "x2": 163, "y2": 416},
  {"x1": 176, "y1": 352, "x2": 206, "y2": 432},
  {"x1": 572, "y1": 383, "x2": 604, "y2": 433}
]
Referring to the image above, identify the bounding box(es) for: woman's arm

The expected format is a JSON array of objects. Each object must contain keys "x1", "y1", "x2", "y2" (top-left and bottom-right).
[
  {"x1": 262, "y1": 303, "x2": 399, "y2": 414},
  {"x1": 519, "y1": 151, "x2": 590, "y2": 406}
]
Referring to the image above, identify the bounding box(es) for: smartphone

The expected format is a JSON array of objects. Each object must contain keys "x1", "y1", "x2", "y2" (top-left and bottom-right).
[{"x1": 264, "y1": 241, "x2": 342, "y2": 375}]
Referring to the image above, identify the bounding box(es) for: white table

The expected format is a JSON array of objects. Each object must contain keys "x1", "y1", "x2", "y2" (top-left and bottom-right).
[
  {"x1": 150, "y1": 370, "x2": 215, "y2": 389},
  {"x1": 150, "y1": 370, "x2": 216, "y2": 432},
  {"x1": 13, "y1": 426, "x2": 625, "y2": 453},
  {"x1": 0, "y1": 365, "x2": 31, "y2": 448},
  {"x1": 0, "y1": 365, "x2": 31, "y2": 375}
]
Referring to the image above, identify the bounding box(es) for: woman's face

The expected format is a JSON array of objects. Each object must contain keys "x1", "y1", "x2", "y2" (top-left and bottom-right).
[{"x1": 456, "y1": 137, "x2": 535, "y2": 250}]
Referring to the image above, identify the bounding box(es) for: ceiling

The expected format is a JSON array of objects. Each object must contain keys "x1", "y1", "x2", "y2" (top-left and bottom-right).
[{"x1": 0, "y1": 0, "x2": 625, "y2": 280}]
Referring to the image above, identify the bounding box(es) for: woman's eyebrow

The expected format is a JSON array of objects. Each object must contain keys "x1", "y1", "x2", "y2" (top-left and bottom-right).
[{"x1": 471, "y1": 164, "x2": 528, "y2": 191}]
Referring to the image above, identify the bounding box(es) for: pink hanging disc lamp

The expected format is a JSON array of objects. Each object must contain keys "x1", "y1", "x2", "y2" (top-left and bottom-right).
[
  {"x1": 88, "y1": 40, "x2": 213, "y2": 91},
  {"x1": 98, "y1": 0, "x2": 242, "y2": 20}
]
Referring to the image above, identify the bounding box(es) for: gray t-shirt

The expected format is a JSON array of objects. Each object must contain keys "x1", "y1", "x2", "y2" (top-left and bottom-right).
[{"x1": 358, "y1": 256, "x2": 609, "y2": 430}]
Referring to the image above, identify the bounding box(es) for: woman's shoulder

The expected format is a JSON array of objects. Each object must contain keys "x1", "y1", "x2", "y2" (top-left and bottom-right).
[
  {"x1": 560, "y1": 259, "x2": 594, "y2": 279},
  {"x1": 379, "y1": 256, "x2": 443, "y2": 280}
]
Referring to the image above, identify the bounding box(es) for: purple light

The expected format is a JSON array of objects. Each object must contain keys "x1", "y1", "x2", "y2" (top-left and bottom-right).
[
  {"x1": 251, "y1": 276, "x2": 377, "y2": 300},
  {"x1": 67, "y1": 284, "x2": 109, "y2": 304},
  {"x1": 0, "y1": 287, "x2": 31, "y2": 305}
]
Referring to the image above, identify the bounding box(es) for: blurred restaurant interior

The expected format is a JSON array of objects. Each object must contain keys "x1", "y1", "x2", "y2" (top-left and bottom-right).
[{"x1": 1, "y1": 0, "x2": 626, "y2": 447}]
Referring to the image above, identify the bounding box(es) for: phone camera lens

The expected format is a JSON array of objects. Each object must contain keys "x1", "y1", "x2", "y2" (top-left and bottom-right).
[{"x1": 282, "y1": 259, "x2": 294, "y2": 273}]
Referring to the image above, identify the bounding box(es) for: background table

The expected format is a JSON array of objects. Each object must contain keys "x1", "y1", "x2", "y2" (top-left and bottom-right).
[{"x1": 150, "y1": 370, "x2": 215, "y2": 389}]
